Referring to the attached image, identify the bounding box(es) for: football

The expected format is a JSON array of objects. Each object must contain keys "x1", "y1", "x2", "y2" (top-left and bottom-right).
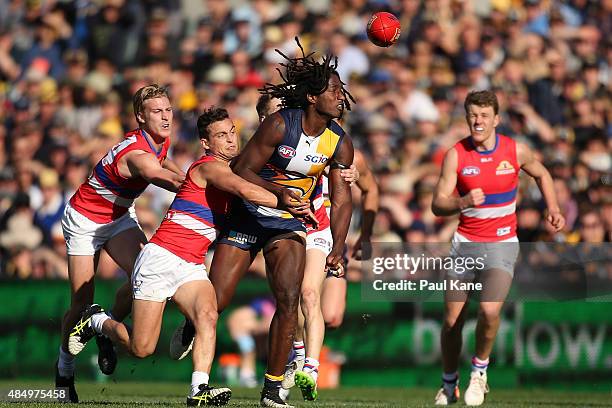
[{"x1": 366, "y1": 12, "x2": 401, "y2": 47}]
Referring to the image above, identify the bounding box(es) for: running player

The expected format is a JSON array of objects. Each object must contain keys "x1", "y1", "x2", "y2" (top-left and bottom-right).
[
  {"x1": 67, "y1": 107, "x2": 308, "y2": 406},
  {"x1": 432, "y1": 90, "x2": 565, "y2": 406},
  {"x1": 56, "y1": 84, "x2": 184, "y2": 402}
]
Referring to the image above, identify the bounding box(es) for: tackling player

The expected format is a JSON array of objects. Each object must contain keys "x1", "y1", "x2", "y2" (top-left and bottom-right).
[
  {"x1": 432, "y1": 90, "x2": 565, "y2": 406},
  {"x1": 56, "y1": 84, "x2": 184, "y2": 402},
  {"x1": 67, "y1": 107, "x2": 308, "y2": 406}
]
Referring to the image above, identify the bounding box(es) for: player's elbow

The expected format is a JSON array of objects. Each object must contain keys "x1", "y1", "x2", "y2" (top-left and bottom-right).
[{"x1": 431, "y1": 201, "x2": 443, "y2": 217}]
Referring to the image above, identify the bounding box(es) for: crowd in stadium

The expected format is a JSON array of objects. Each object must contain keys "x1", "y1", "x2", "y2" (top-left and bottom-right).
[{"x1": 0, "y1": 0, "x2": 610, "y2": 280}]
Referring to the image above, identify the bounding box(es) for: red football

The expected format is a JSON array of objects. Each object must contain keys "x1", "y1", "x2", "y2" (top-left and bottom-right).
[{"x1": 367, "y1": 12, "x2": 401, "y2": 47}]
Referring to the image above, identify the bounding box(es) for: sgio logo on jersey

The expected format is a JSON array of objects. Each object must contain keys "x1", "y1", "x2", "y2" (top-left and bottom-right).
[
  {"x1": 277, "y1": 145, "x2": 296, "y2": 158},
  {"x1": 305, "y1": 154, "x2": 329, "y2": 164}
]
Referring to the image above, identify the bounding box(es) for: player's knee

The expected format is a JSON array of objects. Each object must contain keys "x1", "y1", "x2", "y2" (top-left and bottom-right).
[
  {"x1": 131, "y1": 341, "x2": 155, "y2": 358},
  {"x1": 193, "y1": 307, "x2": 218, "y2": 330},
  {"x1": 276, "y1": 293, "x2": 300, "y2": 315},
  {"x1": 300, "y1": 287, "x2": 320, "y2": 312},
  {"x1": 478, "y1": 306, "x2": 500, "y2": 323},
  {"x1": 443, "y1": 315, "x2": 465, "y2": 332},
  {"x1": 324, "y1": 313, "x2": 343, "y2": 329}
]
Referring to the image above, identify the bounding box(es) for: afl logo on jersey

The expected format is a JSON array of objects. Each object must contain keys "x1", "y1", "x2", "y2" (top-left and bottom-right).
[
  {"x1": 278, "y1": 145, "x2": 296, "y2": 159},
  {"x1": 461, "y1": 166, "x2": 480, "y2": 176}
]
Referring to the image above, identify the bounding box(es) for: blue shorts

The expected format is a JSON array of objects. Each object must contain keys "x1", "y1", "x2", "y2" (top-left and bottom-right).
[{"x1": 218, "y1": 199, "x2": 306, "y2": 252}]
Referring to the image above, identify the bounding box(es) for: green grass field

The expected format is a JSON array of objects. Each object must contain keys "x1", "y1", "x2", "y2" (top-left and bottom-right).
[{"x1": 0, "y1": 381, "x2": 609, "y2": 407}]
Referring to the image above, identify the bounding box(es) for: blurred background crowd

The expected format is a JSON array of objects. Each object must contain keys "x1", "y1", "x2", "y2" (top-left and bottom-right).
[{"x1": 0, "y1": 0, "x2": 609, "y2": 280}]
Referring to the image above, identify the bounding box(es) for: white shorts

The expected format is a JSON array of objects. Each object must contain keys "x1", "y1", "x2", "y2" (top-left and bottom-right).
[
  {"x1": 61, "y1": 202, "x2": 140, "y2": 256},
  {"x1": 306, "y1": 226, "x2": 333, "y2": 256},
  {"x1": 131, "y1": 243, "x2": 209, "y2": 302},
  {"x1": 449, "y1": 232, "x2": 519, "y2": 279}
]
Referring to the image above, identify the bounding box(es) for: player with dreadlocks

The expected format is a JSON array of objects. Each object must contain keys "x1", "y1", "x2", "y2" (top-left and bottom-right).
[{"x1": 191, "y1": 38, "x2": 354, "y2": 408}]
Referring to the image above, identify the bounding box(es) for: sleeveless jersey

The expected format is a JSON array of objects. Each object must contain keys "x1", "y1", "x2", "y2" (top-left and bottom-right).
[
  {"x1": 70, "y1": 129, "x2": 170, "y2": 223},
  {"x1": 455, "y1": 134, "x2": 519, "y2": 241},
  {"x1": 246, "y1": 108, "x2": 345, "y2": 219},
  {"x1": 149, "y1": 155, "x2": 232, "y2": 264},
  {"x1": 309, "y1": 175, "x2": 331, "y2": 232}
]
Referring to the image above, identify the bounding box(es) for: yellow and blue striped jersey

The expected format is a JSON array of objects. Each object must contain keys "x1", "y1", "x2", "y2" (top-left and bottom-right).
[{"x1": 249, "y1": 108, "x2": 345, "y2": 218}]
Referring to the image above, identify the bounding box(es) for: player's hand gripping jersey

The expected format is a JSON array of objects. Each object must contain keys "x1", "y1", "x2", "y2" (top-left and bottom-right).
[
  {"x1": 150, "y1": 155, "x2": 232, "y2": 264},
  {"x1": 244, "y1": 109, "x2": 345, "y2": 220},
  {"x1": 70, "y1": 129, "x2": 170, "y2": 223},
  {"x1": 455, "y1": 134, "x2": 519, "y2": 241}
]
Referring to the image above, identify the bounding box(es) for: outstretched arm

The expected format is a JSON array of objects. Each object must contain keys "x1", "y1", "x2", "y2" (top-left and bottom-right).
[
  {"x1": 517, "y1": 142, "x2": 565, "y2": 231},
  {"x1": 197, "y1": 161, "x2": 278, "y2": 208},
  {"x1": 327, "y1": 135, "x2": 354, "y2": 269},
  {"x1": 122, "y1": 151, "x2": 184, "y2": 192},
  {"x1": 432, "y1": 148, "x2": 484, "y2": 216},
  {"x1": 162, "y1": 158, "x2": 186, "y2": 179}
]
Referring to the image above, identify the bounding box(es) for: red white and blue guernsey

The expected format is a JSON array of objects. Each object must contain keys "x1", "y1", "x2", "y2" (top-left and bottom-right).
[
  {"x1": 308, "y1": 175, "x2": 331, "y2": 233},
  {"x1": 70, "y1": 129, "x2": 170, "y2": 223},
  {"x1": 149, "y1": 155, "x2": 232, "y2": 264},
  {"x1": 455, "y1": 134, "x2": 519, "y2": 242}
]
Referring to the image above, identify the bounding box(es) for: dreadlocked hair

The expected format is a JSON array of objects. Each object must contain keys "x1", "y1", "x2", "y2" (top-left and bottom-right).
[{"x1": 259, "y1": 37, "x2": 355, "y2": 111}]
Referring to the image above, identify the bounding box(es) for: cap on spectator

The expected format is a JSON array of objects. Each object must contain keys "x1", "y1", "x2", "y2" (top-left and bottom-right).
[
  {"x1": 0, "y1": 213, "x2": 43, "y2": 250},
  {"x1": 13, "y1": 98, "x2": 30, "y2": 111},
  {"x1": 234, "y1": 71, "x2": 265, "y2": 89},
  {"x1": 366, "y1": 114, "x2": 391, "y2": 133},
  {"x1": 414, "y1": 105, "x2": 440, "y2": 122},
  {"x1": 39, "y1": 78, "x2": 58, "y2": 103},
  {"x1": 525, "y1": 0, "x2": 540, "y2": 6},
  {"x1": 491, "y1": 0, "x2": 511, "y2": 12},
  {"x1": 84, "y1": 72, "x2": 112, "y2": 94},
  {"x1": 232, "y1": 7, "x2": 252, "y2": 24},
  {"x1": 206, "y1": 64, "x2": 234, "y2": 84},
  {"x1": 64, "y1": 49, "x2": 88, "y2": 65},
  {"x1": 465, "y1": 53, "x2": 484, "y2": 70},
  {"x1": 368, "y1": 69, "x2": 393, "y2": 83},
  {"x1": 38, "y1": 168, "x2": 59, "y2": 189}
]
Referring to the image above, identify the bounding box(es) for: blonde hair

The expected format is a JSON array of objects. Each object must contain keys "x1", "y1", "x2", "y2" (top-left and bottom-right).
[{"x1": 132, "y1": 84, "x2": 169, "y2": 123}]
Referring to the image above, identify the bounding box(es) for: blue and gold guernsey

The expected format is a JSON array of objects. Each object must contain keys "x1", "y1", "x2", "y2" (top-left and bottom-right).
[
  {"x1": 220, "y1": 109, "x2": 346, "y2": 251},
  {"x1": 244, "y1": 108, "x2": 345, "y2": 219}
]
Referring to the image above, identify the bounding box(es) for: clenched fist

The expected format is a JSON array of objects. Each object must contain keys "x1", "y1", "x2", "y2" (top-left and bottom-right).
[{"x1": 460, "y1": 188, "x2": 485, "y2": 209}]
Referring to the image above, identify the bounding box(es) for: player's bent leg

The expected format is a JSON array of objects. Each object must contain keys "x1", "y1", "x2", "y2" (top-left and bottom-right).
[
  {"x1": 96, "y1": 227, "x2": 146, "y2": 374},
  {"x1": 210, "y1": 243, "x2": 256, "y2": 313},
  {"x1": 130, "y1": 299, "x2": 166, "y2": 358},
  {"x1": 56, "y1": 253, "x2": 98, "y2": 403},
  {"x1": 174, "y1": 277, "x2": 231, "y2": 406},
  {"x1": 321, "y1": 274, "x2": 347, "y2": 329},
  {"x1": 169, "y1": 244, "x2": 254, "y2": 361},
  {"x1": 105, "y1": 226, "x2": 148, "y2": 320}
]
